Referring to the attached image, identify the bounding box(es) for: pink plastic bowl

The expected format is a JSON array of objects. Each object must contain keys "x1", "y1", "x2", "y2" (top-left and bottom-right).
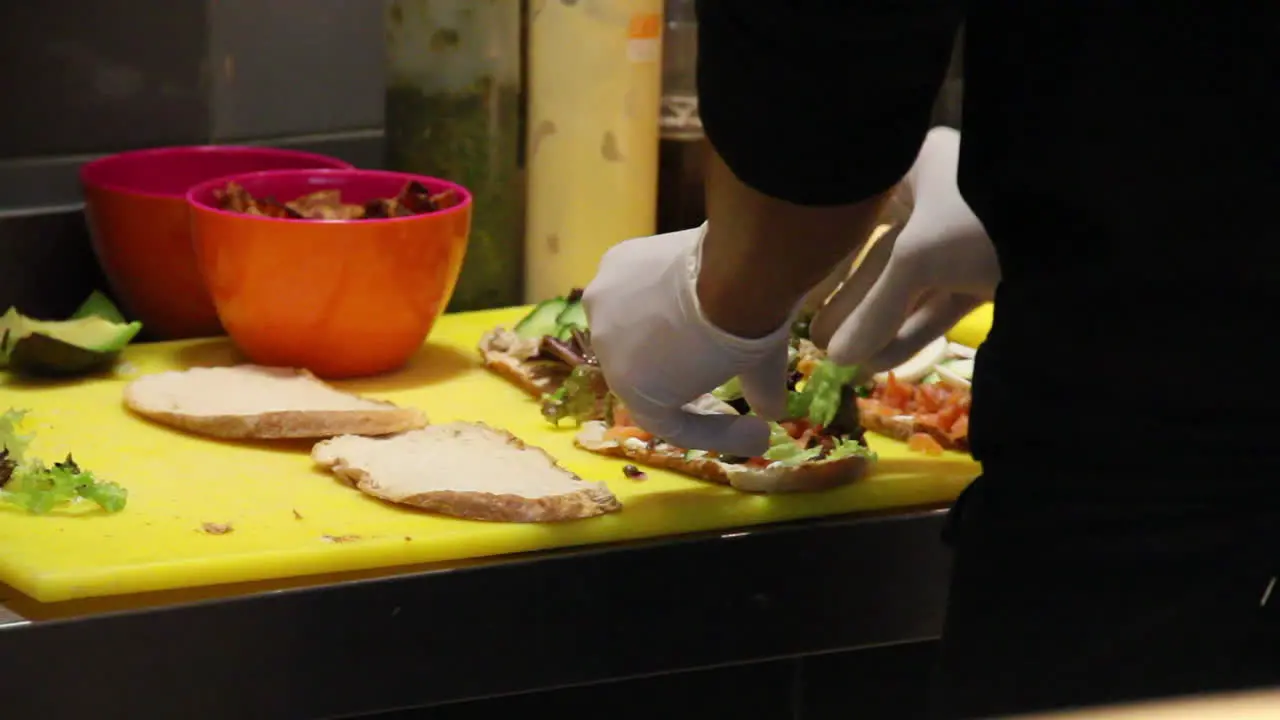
[{"x1": 80, "y1": 146, "x2": 354, "y2": 339}]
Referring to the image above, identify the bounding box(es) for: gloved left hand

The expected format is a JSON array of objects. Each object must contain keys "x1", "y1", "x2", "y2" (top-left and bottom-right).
[
  {"x1": 810, "y1": 127, "x2": 999, "y2": 373},
  {"x1": 582, "y1": 224, "x2": 794, "y2": 458}
]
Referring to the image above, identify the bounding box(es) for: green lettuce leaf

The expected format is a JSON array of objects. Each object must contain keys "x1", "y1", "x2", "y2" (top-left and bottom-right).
[{"x1": 0, "y1": 411, "x2": 128, "y2": 514}]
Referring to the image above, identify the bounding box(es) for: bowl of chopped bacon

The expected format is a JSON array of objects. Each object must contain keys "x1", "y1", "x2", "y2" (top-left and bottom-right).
[{"x1": 186, "y1": 169, "x2": 472, "y2": 379}]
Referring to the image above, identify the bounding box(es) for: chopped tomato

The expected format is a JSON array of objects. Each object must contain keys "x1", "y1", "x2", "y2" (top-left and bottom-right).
[
  {"x1": 935, "y1": 403, "x2": 963, "y2": 434},
  {"x1": 779, "y1": 419, "x2": 813, "y2": 439},
  {"x1": 746, "y1": 457, "x2": 772, "y2": 468},
  {"x1": 915, "y1": 384, "x2": 949, "y2": 413},
  {"x1": 604, "y1": 425, "x2": 653, "y2": 443},
  {"x1": 908, "y1": 432, "x2": 945, "y2": 456},
  {"x1": 863, "y1": 374, "x2": 973, "y2": 453},
  {"x1": 882, "y1": 373, "x2": 914, "y2": 408}
]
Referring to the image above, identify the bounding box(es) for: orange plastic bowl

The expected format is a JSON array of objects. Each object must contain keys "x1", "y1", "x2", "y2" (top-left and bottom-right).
[
  {"x1": 80, "y1": 146, "x2": 354, "y2": 339},
  {"x1": 186, "y1": 169, "x2": 471, "y2": 379}
]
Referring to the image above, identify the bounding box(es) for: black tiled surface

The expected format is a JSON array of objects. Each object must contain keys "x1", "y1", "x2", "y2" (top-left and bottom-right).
[
  {"x1": 800, "y1": 642, "x2": 939, "y2": 720},
  {"x1": 0, "y1": 157, "x2": 93, "y2": 212},
  {"x1": 0, "y1": 131, "x2": 384, "y2": 211},
  {"x1": 0, "y1": 0, "x2": 387, "y2": 211},
  {"x1": 0, "y1": 1, "x2": 209, "y2": 159},
  {"x1": 208, "y1": 0, "x2": 384, "y2": 141},
  {"x1": 264, "y1": 130, "x2": 387, "y2": 171},
  {"x1": 367, "y1": 660, "x2": 800, "y2": 720},
  {"x1": 0, "y1": 208, "x2": 108, "y2": 319}
]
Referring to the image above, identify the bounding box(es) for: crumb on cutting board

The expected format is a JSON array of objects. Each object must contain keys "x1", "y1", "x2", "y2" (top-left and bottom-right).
[{"x1": 201, "y1": 522, "x2": 233, "y2": 535}]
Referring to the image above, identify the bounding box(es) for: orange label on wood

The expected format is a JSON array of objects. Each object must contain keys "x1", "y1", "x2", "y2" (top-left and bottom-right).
[{"x1": 627, "y1": 13, "x2": 661, "y2": 40}]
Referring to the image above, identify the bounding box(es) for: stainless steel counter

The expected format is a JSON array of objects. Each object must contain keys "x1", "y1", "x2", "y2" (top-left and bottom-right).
[
  {"x1": 0, "y1": 507, "x2": 953, "y2": 719},
  {"x1": 15, "y1": 502, "x2": 1266, "y2": 719}
]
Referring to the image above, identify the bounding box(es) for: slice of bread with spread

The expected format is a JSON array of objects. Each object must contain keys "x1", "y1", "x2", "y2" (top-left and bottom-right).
[
  {"x1": 312, "y1": 422, "x2": 621, "y2": 522},
  {"x1": 123, "y1": 365, "x2": 426, "y2": 439}
]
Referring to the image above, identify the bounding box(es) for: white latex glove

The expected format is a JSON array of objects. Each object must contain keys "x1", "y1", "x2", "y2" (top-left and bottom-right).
[
  {"x1": 810, "y1": 127, "x2": 1000, "y2": 372},
  {"x1": 582, "y1": 225, "x2": 794, "y2": 457}
]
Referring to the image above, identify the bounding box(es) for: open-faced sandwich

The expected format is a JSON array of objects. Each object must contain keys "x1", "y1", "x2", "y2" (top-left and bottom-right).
[
  {"x1": 856, "y1": 337, "x2": 974, "y2": 455},
  {"x1": 573, "y1": 352, "x2": 877, "y2": 493},
  {"x1": 478, "y1": 298, "x2": 876, "y2": 494},
  {"x1": 477, "y1": 289, "x2": 591, "y2": 400}
]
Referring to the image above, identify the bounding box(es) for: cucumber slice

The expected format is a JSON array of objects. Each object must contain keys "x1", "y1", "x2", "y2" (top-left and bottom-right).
[
  {"x1": 554, "y1": 300, "x2": 588, "y2": 332},
  {"x1": 514, "y1": 297, "x2": 568, "y2": 340}
]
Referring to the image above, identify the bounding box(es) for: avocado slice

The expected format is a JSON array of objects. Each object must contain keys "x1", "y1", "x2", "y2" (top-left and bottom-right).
[
  {"x1": 71, "y1": 290, "x2": 127, "y2": 324},
  {"x1": 0, "y1": 295, "x2": 142, "y2": 377}
]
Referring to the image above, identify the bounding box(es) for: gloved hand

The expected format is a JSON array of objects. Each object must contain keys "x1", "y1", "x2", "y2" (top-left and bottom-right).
[
  {"x1": 810, "y1": 126, "x2": 1000, "y2": 372},
  {"x1": 582, "y1": 225, "x2": 794, "y2": 457}
]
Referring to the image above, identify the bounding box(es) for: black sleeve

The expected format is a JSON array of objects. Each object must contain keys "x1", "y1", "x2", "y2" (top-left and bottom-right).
[{"x1": 696, "y1": 0, "x2": 963, "y2": 206}]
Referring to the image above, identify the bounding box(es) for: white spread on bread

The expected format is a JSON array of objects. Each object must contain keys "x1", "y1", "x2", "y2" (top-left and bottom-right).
[
  {"x1": 123, "y1": 365, "x2": 426, "y2": 439},
  {"x1": 312, "y1": 422, "x2": 621, "y2": 522},
  {"x1": 128, "y1": 365, "x2": 396, "y2": 415}
]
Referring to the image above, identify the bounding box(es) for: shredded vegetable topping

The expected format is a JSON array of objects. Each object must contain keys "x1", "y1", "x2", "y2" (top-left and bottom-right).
[
  {"x1": 541, "y1": 364, "x2": 611, "y2": 426},
  {"x1": 787, "y1": 358, "x2": 867, "y2": 428},
  {"x1": 0, "y1": 409, "x2": 128, "y2": 514}
]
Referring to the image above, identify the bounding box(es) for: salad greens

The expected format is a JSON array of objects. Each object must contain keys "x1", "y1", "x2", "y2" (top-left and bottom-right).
[
  {"x1": 0, "y1": 409, "x2": 128, "y2": 514},
  {"x1": 786, "y1": 359, "x2": 862, "y2": 428},
  {"x1": 541, "y1": 364, "x2": 611, "y2": 427},
  {"x1": 710, "y1": 375, "x2": 743, "y2": 403},
  {"x1": 762, "y1": 424, "x2": 874, "y2": 466}
]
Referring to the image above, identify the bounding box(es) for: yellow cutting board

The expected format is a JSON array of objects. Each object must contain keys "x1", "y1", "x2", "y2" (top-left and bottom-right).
[{"x1": 0, "y1": 307, "x2": 984, "y2": 603}]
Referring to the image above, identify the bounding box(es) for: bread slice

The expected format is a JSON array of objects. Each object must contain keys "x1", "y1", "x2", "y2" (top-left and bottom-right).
[
  {"x1": 574, "y1": 421, "x2": 873, "y2": 494},
  {"x1": 312, "y1": 422, "x2": 622, "y2": 522},
  {"x1": 477, "y1": 327, "x2": 567, "y2": 398},
  {"x1": 124, "y1": 365, "x2": 427, "y2": 439}
]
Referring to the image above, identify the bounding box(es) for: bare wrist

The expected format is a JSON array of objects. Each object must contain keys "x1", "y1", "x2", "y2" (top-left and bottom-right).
[{"x1": 696, "y1": 229, "x2": 798, "y2": 339}]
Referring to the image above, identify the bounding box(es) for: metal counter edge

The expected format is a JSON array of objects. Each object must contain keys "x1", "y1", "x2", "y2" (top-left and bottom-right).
[{"x1": 0, "y1": 509, "x2": 952, "y2": 719}]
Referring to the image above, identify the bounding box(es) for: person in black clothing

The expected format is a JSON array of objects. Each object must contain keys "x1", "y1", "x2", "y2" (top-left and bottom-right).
[{"x1": 580, "y1": 2, "x2": 1280, "y2": 717}]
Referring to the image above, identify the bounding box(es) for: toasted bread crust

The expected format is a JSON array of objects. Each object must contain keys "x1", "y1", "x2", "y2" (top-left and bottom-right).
[
  {"x1": 477, "y1": 329, "x2": 567, "y2": 398},
  {"x1": 313, "y1": 422, "x2": 621, "y2": 522},
  {"x1": 573, "y1": 422, "x2": 871, "y2": 494},
  {"x1": 123, "y1": 366, "x2": 427, "y2": 439},
  {"x1": 128, "y1": 406, "x2": 426, "y2": 440},
  {"x1": 478, "y1": 347, "x2": 563, "y2": 398}
]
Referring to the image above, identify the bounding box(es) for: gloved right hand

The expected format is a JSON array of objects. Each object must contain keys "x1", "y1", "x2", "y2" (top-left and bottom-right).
[
  {"x1": 581, "y1": 224, "x2": 794, "y2": 458},
  {"x1": 810, "y1": 126, "x2": 1000, "y2": 373}
]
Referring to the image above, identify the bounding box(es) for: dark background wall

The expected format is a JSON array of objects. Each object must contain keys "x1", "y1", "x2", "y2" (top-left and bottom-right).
[{"x1": 0, "y1": 0, "x2": 386, "y2": 319}]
